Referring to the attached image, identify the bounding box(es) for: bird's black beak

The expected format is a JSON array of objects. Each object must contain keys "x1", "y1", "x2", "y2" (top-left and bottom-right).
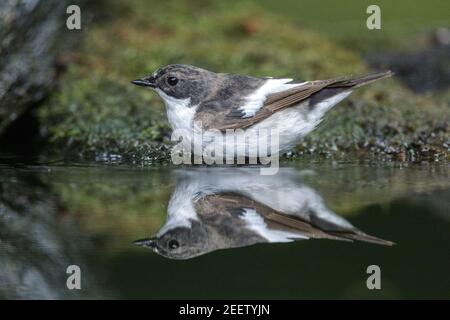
[
  {"x1": 133, "y1": 237, "x2": 158, "y2": 249},
  {"x1": 131, "y1": 76, "x2": 156, "y2": 88}
]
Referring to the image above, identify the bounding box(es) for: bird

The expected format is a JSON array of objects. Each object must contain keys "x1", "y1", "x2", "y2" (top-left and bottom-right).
[
  {"x1": 131, "y1": 64, "x2": 393, "y2": 158},
  {"x1": 134, "y1": 168, "x2": 394, "y2": 260}
]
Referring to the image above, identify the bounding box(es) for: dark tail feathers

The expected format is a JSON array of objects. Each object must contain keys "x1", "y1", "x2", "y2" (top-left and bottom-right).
[{"x1": 329, "y1": 70, "x2": 394, "y2": 89}]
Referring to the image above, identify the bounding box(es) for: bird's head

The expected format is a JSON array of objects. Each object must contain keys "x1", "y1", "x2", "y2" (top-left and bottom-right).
[
  {"x1": 131, "y1": 64, "x2": 216, "y2": 107},
  {"x1": 133, "y1": 221, "x2": 210, "y2": 260}
]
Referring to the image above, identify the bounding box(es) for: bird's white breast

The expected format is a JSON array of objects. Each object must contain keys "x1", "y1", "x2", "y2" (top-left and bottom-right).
[
  {"x1": 155, "y1": 88, "x2": 196, "y2": 132},
  {"x1": 156, "y1": 178, "x2": 199, "y2": 236}
]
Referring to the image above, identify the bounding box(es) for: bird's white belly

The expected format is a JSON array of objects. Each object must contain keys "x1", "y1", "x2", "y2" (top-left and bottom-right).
[
  {"x1": 199, "y1": 102, "x2": 313, "y2": 157},
  {"x1": 206, "y1": 91, "x2": 351, "y2": 155},
  {"x1": 181, "y1": 91, "x2": 351, "y2": 158}
]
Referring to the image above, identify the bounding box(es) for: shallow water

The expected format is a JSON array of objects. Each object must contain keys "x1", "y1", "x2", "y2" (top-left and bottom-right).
[{"x1": 0, "y1": 160, "x2": 449, "y2": 299}]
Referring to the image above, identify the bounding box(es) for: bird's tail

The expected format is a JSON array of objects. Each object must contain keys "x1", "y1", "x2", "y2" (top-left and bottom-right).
[
  {"x1": 328, "y1": 230, "x2": 395, "y2": 246},
  {"x1": 265, "y1": 210, "x2": 395, "y2": 246},
  {"x1": 329, "y1": 70, "x2": 394, "y2": 89}
]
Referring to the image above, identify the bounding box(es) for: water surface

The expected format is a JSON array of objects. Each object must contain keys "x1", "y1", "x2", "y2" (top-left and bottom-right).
[{"x1": 0, "y1": 160, "x2": 448, "y2": 299}]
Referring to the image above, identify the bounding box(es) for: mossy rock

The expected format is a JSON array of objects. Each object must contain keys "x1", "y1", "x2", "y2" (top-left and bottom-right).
[
  {"x1": 38, "y1": 0, "x2": 449, "y2": 163},
  {"x1": 39, "y1": 68, "x2": 171, "y2": 163}
]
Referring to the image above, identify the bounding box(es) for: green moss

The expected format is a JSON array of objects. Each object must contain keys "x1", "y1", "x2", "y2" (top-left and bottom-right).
[
  {"x1": 38, "y1": 0, "x2": 449, "y2": 162},
  {"x1": 40, "y1": 67, "x2": 171, "y2": 162},
  {"x1": 297, "y1": 82, "x2": 449, "y2": 160}
]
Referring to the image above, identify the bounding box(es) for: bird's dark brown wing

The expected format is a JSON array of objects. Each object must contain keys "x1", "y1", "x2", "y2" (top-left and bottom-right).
[
  {"x1": 195, "y1": 192, "x2": 332, "y2": 240},
  {"x1": 195, "y1": 192, "x2": 394, "y2": 245},
  {"x1": 213, "y1": 71, "x2": 393, "y2": 131}
]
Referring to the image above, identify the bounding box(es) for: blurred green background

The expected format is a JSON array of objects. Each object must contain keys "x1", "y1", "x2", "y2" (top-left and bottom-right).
[{"x1": 260, "y1": 0, "x2": 450, "y2": 51}]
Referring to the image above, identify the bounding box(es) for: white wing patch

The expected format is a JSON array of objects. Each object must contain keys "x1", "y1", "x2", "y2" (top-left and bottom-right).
[
  {"x1": 238, "y1": 78, "x2": 306, "y2": 118},
  {"x1": 240, "y1": 208, "x2": 308, "y2": 242}
]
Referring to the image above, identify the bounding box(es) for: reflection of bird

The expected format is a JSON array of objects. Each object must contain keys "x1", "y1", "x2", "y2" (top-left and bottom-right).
[
  {"x1": 135, "y1": 169, "x2": 393, "y2": 260},
  {"x1": 132, "y1": 64, "x2": 393, "y2": 154}
]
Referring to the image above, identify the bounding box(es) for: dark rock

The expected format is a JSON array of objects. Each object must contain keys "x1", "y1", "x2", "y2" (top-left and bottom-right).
[
  {"x1": 0, "y1": 170, "x2": 111, "y2": 299},
  {"x1": 0, "y1": 0, "x2": 85, "y2": 134},
  {"x1": 366, "y1": 29, "x2": 450, "y2": 93}
]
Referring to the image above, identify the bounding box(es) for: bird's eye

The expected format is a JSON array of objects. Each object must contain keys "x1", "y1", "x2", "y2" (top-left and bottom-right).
[
  {"x1": 168, "y1": 239, "x2": 179, "y2": 250},
  {"x1": 167, "y1": 76, "x2": 178, "y2": 86}
]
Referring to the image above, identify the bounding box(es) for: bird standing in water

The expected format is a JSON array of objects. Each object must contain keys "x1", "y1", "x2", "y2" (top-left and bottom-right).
[{"x1": 132, "y1": 65, "x2": 392, "y2": 156}]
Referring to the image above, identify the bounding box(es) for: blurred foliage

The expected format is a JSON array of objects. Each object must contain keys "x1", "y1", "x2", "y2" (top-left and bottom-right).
[
  {"x1": 258, "y1": 0, "x2": 450, "y2": 53},
  {"x1": 39, "y1": 70, "x2": 171, "y2": 162},
  {"x1": 38, "y1": 0, "x2": 449, "y2": 162}
]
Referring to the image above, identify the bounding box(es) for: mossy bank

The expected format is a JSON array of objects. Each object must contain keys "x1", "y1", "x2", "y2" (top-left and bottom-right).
[{"x1": 38, "y1": 0, "x2": 449, "y2": 163}]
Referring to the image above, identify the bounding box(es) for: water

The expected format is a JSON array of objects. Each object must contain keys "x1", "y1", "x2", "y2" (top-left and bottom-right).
[{"x1": 0, "y1": 160, "x2": 448, "y2": 299}]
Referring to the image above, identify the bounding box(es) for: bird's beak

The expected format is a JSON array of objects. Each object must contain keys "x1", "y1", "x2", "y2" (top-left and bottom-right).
[
  {"x1": 133, "y1": 237, "x2": 158, "y2": 249},
  {"x1": 131, "y1": 76, "x2": 156, "y2": 88}
]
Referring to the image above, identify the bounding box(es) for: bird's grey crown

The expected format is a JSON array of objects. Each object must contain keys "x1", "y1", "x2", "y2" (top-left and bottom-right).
[{"x1": 154, "y1": 64, "x2": 209, "y2": 79}]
